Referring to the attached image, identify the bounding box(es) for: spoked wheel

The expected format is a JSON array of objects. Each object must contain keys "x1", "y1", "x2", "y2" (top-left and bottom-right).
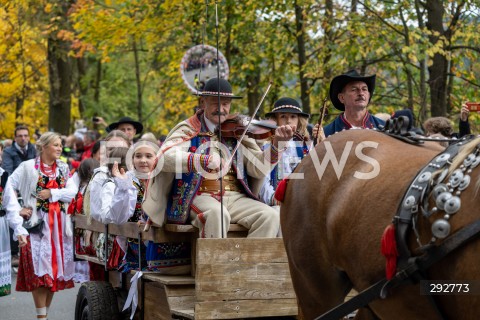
[{"x1": 74, "y1": 281, "x2": 120, "y2": 320}]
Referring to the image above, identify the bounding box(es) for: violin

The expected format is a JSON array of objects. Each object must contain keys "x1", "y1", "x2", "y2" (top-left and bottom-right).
[{"x1": 220, "y1": 114, "x2": 306, "y2": 141}]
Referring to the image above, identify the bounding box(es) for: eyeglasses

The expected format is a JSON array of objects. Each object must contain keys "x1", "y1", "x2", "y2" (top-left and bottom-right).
[{"x1": 16, "y1": 135, "x2": 29, "y2": 138}]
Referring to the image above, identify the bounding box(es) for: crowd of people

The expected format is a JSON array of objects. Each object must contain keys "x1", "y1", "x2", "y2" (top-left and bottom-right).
[{"x1": 0, "y1": 70, "x2": 477, "y2": 319}]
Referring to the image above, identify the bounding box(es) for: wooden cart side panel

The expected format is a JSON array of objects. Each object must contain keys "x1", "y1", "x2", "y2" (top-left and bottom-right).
[
  {"x1": 196, "y1": 238, "x2": 289, "y2": 264},
  {"x1": 74, "y1": 215, "x2": 191, "y2": 242},
  {"x1": 144, "y1": 282, "x2": 196, "y2": 320},
  {"x1": 195, "y1": 238, "x2": 298, "y2": 318},
  {"x1": 194, "y1": 299, "x2": 298, "y2": 319},
  {"x1": 196, "y1": 264, "x2": 295, "y2": 300}
]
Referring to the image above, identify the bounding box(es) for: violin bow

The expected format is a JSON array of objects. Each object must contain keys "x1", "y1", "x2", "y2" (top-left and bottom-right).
[
  {"x1": 314, "y1": 96, "x2": 329, "y2": 142},
  {"x1": 222, "y1": 82, "x2": 272, "y2": 170}
]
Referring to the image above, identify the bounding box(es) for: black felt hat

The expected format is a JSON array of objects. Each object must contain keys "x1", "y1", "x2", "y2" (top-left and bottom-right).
[
  {"x1": 329, "y1": 69, "x2": 376, "y2": 111},
  {"x1": 265, "y1": 97, "x2": 309, "y2": 118},
  {"x1": 106, "y1": 116, "x2": 143, "y2": 134},
  {"x1": 199, "y1": 78, "x2": 242, "y2": 99}
]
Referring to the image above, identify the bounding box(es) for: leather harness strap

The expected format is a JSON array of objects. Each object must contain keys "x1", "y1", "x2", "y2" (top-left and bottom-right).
[{"x1": 315, "y1": 218, "x2": 480, "y2": 320}]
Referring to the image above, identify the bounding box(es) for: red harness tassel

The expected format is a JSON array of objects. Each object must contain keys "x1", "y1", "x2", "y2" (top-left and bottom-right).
[
  {"x1": 381, "y1": 223, "x2": 398, "y2": 280},
  {"x1": 274, "y1": 178, "x2": 288, "y2": 203}
]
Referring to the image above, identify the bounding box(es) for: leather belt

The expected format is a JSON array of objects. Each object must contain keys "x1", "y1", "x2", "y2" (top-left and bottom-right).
[{"x1": 199, "y1": 176, "x2": 243, "y2": 193}]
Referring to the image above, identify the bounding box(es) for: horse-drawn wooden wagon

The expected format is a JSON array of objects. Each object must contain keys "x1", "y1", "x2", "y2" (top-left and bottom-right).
[{"x1": 73, "y1": 214, "x2": 298, "y2": 320}]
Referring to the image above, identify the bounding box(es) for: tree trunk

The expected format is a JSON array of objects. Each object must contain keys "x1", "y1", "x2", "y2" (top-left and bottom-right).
[
  {"x1": 94, "y1": 60, "x2": 102, "y2": 103},
  {"x1": 294, "y1": 1, "x2": 310, "y2": 114},
  {"x1": 415, "y1": 0, "x2": 428, "y2": 124},
  {"x1": 76, "y1": 57, "x2": 87, "y2": 117},
  {"x1": 15, "y1": 96, "x2": 24, "y2": 127},
  {"x1": 247, "y1": 72, "x2": 261, "y2": 116},
  {"x1": 426, "y1": 0, "x2": 447, "y2": 117},
  {"x1": 132, "y1": 39, "x2": 143, "y2": 122},
  {"x1": 48, "y1": 37, "x2": 72, "y2": 135}
]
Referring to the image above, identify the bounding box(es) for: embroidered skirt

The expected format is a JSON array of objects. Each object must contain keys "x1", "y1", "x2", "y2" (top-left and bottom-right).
[
  {"x1": 0, "y1": 217, "x2": 11, "y2": 297},
  {"x1": 16, "y1": 237, "x2": 74, "y2": 292}
]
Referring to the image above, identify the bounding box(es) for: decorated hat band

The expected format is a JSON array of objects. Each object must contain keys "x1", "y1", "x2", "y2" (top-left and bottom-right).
[
  {"x1": 271, "y1": 105, "x2": 303, "y2": 112},
  {"x1": 201, "y1": 91, "x2": 236, "y2": 97}
]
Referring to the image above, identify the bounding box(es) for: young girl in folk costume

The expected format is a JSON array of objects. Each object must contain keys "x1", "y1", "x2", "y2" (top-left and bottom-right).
[
  {"x1": 259, "y1": 97, "x2": 312, "y2": 206},
  {"x1": 68, "y1": 158, "x2": 100, "y2": 283},
  {"x1": 0, "y1": 168, "x2": 28, "y2": 297},
  {"x1": 7, "y1": 132, "x2": 77, "y2": 319},
  {"x1": 110, "y1": 140, "x2": 191, "y2": 274}
]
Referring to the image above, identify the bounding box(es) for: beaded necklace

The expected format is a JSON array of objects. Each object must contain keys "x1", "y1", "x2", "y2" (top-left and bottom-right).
[{"x1": 40, "y1": 160, "x2": 57, "y2": 179}]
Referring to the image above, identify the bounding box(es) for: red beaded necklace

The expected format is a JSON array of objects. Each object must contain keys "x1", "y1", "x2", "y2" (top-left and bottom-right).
[{"x1": 40, "y1": 160, "x2": 57, "y2": 179}]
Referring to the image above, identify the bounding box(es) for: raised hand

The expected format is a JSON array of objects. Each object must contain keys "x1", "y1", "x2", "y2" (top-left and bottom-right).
[{"x1": 112, "y1": 161, "x2": 127, "y2": 179}]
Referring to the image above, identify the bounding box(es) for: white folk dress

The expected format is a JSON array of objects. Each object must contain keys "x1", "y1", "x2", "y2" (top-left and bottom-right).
[
  {"x1": 7, "y1": 158, "x2": 77, "y2": 292},
  {"x1": 0, "y1": 168, "x2": 28, "y2": 296}
]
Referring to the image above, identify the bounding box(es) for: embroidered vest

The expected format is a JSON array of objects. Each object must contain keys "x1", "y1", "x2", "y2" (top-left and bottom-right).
[
  {"x1": 166, "y1": 120, "x2": 258, "y2": 224},
  {"x1": 35, "y1": 160, "x2": 68, "y2": 213},
  {"x1": 129, "y1": 179, "x2": 146, "y2": 222},
  {"x1": 269, "y1": 138, "x2": 309, "y2": 190}
]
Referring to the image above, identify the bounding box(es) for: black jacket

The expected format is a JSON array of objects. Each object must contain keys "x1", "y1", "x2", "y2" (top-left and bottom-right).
[{"x1": 1, "y1": 142, "x2": 36, "y2": 174}]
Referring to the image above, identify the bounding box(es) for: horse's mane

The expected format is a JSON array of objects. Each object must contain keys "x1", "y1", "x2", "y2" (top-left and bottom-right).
[{"x1": 445, "y1": 136, "x2": 480, "y2": 195}]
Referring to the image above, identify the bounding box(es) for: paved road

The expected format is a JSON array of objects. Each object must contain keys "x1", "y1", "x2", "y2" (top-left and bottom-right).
[{"x1": 0, "y1": 271, "x2": 80, "y2": 320}]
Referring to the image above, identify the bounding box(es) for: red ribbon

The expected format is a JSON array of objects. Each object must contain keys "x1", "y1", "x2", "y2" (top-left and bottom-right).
[
  {"x1": 46, "y1": 179, "x2": 64, "y2": 290},
  {"x1": 67, "y1": 192, "x2": 83, "y2": 215}
]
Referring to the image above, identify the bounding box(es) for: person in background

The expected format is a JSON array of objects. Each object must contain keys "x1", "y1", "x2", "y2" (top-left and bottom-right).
[
  {"x1": 0, "y1": 166, "x2": 28, "y2": 297},
  {"x1": 1, "y1": 125, "x2": 37, "y2": 269},
  {"x1": 2, "y1": 125, "x2": 37, "y2": 175},
  {"x1": 85, "y1": 130, "x2": 131, "y2": 280},
  {"x1": 7, "y1": 132, "x2": 77, "y2": 319},
  {"x1": 106, "y1": 117, "x2": 143, "y2": 142},
  {"x1": 140, "y1": 132, "x2": 159, "y2": 146},
  {"x1": 68, "y1": 158, "x2": 100, "y2": 283},
  {"x1": 313, "y1": 70, "x2": 384, "y2": 141},
  {"x1": 459, "y1": 103, "x2": 473, "y2": 138},
  {"x1": 91, "y1": 140, "x2": 102, "y2": 162},
  {"x1": 80, "y1": 130, "x2": 98, "y2": 161},
  {"x1": 423, "y1": 117, "x2": 453, "y2": 138}
]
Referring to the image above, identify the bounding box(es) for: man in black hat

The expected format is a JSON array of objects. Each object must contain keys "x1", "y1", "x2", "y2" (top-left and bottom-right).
[
  {"x1": 322, "y1": 69, "x2": 385, "y2": 137},
  {"x1": 143, "y1": 77, "x2": 295, "y2": 238},
  {"x1": 106, "y1": 117, "x2": 143, "y2": 142}
]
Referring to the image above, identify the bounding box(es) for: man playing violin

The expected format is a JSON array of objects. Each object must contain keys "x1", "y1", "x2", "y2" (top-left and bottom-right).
[{"x1": 143, "y1": 78, "x2": 295, "y2": 238}]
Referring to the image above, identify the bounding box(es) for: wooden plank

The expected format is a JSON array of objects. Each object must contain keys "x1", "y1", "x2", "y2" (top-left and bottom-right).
[
  {"x1": 75, "y1": 254, "x2": 103, "y2": 265},
  {"x1": 74, "y1": 215, "x2": 104, "y2": 233},
  {"x1": 141, "y1": 273, "x2": 195, "y2": 285},
  {"x1": 144, "y1": 282, "x2": 171, "y2": 320},
  {"x1": 74, "y1": 214, "x2": 191, "y2": 242},
  {"x1": 165, "y1": 224, "x2": 248, "y2": 233},
  {"x1": 196, "y1": 238, "x2": 289, "y2": 264},
  {"x1": 195, "y1": 299, "x2": 298, "y2": 319},
  {"x1": 171, "y1": 309, "x2": 195, "y2": 319},
  {"x1": 196, "y1": 264, "x2": 295, "y2": 300}
]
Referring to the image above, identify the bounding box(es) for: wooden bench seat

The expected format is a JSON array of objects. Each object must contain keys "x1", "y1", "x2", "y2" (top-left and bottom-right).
[{"x1": 74, "y1": 214, "x2": 249, "y2": 241}]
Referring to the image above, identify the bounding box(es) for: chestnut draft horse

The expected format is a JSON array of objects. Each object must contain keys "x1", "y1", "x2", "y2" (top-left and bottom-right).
[{"x1": 281, "y1": 129, "x2": 480, "y2": 320}]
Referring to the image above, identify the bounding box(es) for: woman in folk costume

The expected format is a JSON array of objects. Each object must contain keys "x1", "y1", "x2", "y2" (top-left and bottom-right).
[
  {"x1": 7, "y1": 132, "x2": 77, "y2": 319},
  {"x1": 0, "y1": 168, "x2": 28, "y2": 297},
  {"x1": 68, "y1": 158, "x2": 100, "y2": 283},
  {"x1": 259, "y1": 97, "x2": 312, "y2": 206},
  {"x1": 109, "y1": 140, "x2": 190, "y2": 274}
]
